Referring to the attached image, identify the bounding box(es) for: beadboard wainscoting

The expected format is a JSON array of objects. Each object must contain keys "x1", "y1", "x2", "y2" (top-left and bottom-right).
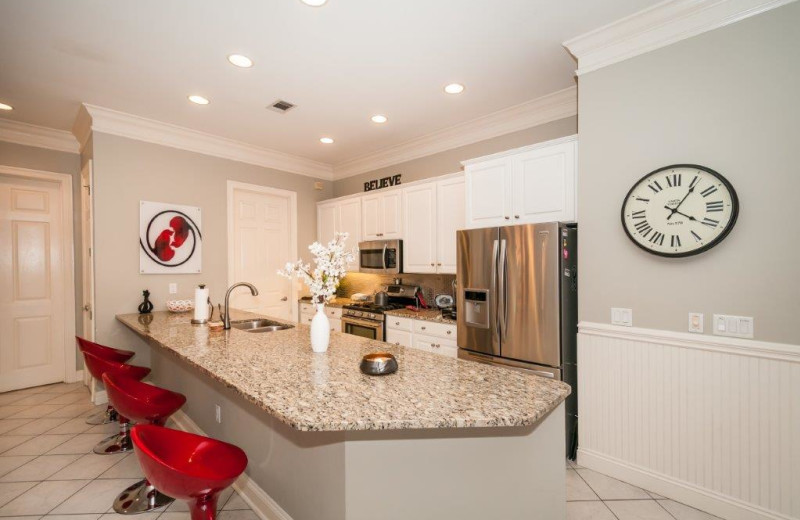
[{"x1": 577, "y1": 323, "x2": 800, "y2": 520}]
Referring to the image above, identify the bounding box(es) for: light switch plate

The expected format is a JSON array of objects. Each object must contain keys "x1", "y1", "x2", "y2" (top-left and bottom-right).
[
  {"x1": 215, "y1": 405, "x2": 222, "y2": 423},
  {"x1": 688, "y1": 313, "x2": 704, "y2": 333},
  {"x1": 169, "y1": 283, "x2": 178, "y2": 294},
  {"x1": 712, "y1": 314, "x2": 754, "y2": 339},
  {"x1": 611, "y1": 307, "x2": 633, "y2": 327}
]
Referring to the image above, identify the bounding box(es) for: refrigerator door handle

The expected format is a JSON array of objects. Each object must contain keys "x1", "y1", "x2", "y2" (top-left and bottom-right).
[
  {"x1": 499, "y1": 239, "x2": 508, "y2": 339},
  {"x1": 491, "y1": 239, "x2": 499, "y2": 344},
  {"x1": 538, "y1": 231, "x2": 549, "y2": 313}
]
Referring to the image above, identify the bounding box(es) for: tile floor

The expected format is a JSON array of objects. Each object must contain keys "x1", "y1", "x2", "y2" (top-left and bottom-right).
[
  {"x1": 0, "y1": 382, "x2": 257, "y2": 520},
  {"x1": 566, "y1": 460, "x2": 721, "y2": 520},
  {"x1": 2, "y1": 382, "x2": 723, "y2": 520}
]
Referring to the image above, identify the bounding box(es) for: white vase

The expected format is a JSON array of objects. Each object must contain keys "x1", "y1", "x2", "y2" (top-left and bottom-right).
[{"x1": 310, "y1": 303, "x2": 330, "y2": 353}]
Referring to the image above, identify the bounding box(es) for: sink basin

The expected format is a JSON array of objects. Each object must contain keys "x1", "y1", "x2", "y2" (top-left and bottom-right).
[{"x1": 230, "y1": 319, "x2": 294, "y2": 333}]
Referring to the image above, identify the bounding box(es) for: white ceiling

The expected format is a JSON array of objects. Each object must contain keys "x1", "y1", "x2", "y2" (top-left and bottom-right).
[{"x1": 0, "y1": 0, "x2": 658, "y2": 167}]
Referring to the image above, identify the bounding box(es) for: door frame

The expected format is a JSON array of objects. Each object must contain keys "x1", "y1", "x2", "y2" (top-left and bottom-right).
[
  {"x1": 226, "y1": 180, "x2": 298, "y2": 321},
  {"x1": 0, "y1": 164, "x2": 79, "y2": 384}
]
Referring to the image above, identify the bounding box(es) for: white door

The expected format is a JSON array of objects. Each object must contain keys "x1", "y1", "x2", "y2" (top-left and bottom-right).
[
  {"x1": 361, "y1": 194, "x2": 382, "y2": 240},
  {"x1": 337, "y1": 198, "x2": 361, "y2": 246},
  {"x1": 436, "y1": 177, "x2": 465, "y2": 274},
  {"x1": 229, "y1": 184, "x2": 295, "y2": 320},
  {"x1": 511, "y1": 141, "x2": 576, "y2": 223},
  {"x1": 380, "y1": 191, "x2": 403, "y2": 239},
  {"x1": 80, "y1": 161, "x2": 95, "y2": 341},
  {"x1": 317, "y1": 202, "x2": 337, "y2": 244},
  {"x1": 403, "y1": 183, "x2": 437, "y2": 273},
  {"x1": 0, "y1": 174, "x2": 66, "y2": 392},
  {"x1": 465, "y1": 157, "x2": 512, "y2": 228}
]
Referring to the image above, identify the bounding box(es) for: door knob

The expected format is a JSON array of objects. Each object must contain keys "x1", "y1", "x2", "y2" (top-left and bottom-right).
[
  {"x1": 83, "y1": 304, "x2": 91, "y2": 311},
  {"x1": 281, "y1": 297, "x2": 288, "y2": 301}
]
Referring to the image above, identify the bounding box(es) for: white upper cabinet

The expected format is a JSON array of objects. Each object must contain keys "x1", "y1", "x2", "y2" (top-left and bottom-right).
[
  {"x1": 464, "y1": 137, "x2": 577, "y2": 228},
  {"x1": 402, "y1": 175, "x2": 465, "y2": 274},
  {"x1": 436, "y1": 177, "x2": 465, "y2": 274},
  {"x1": 338, "y1": 198, "x2": 362, "y2": 245},
  {"x1": 317, "y1": 202, "x2": 338, "y2": 245},
  {"x1": 403, "y1": 183, "x2": 437, "y2": 273},
  {"x1": 362, "y1": 191, "x2": 403, "y2": 240}
]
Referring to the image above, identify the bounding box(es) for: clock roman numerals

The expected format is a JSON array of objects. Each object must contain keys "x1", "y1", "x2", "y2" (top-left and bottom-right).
[
  {"x1": 689, "y1": 175, "x2": 700, "y2": 188},
  {"x1": 634, "y1": 220, "x2": 652, "y2": 237},
  {"x1": 702, "y1": 217, "x2": 719, "y2": 228},
  {"x1": 666, "y1": 173, "x2": 681, "y2": 187},
  {"x1": 631, "y1": 210, "x2": 646, "y2": 219},
  {"x1": 635, "y1": 197, "x2": 650, "y2": 203},
  {"x1": 700, "y1": 185, "x2": 718, "y2": 197},
  {"x1": 649, "y1": 231, "x2": 664, "y2": 246},
  {"x1": 691, "y1": 230, "x2": 702, "y2": 242},
  {"x1": 706, "y1": 201, "x2": 724, "y2": 212},
  {"x1": 671, "y1": 235, "x2": 681, "y2": 248},
  {"x1": 648, "y1": 180, "x2": 663, "y2": 193}
]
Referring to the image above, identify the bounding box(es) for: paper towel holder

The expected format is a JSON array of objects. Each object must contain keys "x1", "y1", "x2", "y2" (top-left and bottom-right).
[{"x1": 191, "y1": 284, "x2": 212, "y2": 325}]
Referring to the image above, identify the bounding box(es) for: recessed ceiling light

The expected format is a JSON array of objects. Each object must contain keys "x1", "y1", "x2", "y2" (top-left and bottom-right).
[
  {"x1": 0, "y1": 102, "x2": 12, "y2": 111},
  {"x1": 320, "y1": 137, "x2": 334, "y2": 144},
  {"x1": 444, "y1": 83, "x2": 465, "y2": 94},
  {"x1": 227, "y1": 54, "x2": 253, "y2": 68},
  {"x1": 371, "y1": 114, "x2": 388, "y2": 124},
  {"x1": 300, "y1": 0, "x2": 328, "y2": 6},
  {"x1": 188, "y1": 95, "x2": 210, "y2": 105}
]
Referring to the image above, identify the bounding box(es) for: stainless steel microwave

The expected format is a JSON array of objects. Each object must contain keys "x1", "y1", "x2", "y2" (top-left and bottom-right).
[{"x1": 358, "y1": 239, "x2": 402, "y2": 274}]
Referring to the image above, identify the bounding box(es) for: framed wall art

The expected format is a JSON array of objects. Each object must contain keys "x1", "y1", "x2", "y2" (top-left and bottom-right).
[{"x1": 139, "y1": 201, "x2": 202, "y2": 274}]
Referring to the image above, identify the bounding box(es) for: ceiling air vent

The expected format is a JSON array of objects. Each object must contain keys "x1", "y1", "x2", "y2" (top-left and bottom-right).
[{"x1": 268, "y1": 100, "x2": 296, "y2": 113}]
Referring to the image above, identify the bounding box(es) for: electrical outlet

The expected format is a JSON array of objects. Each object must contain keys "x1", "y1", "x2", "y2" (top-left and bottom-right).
[
  {"x1": 688, "y1": 313, "x2": 704, "y2": 333},
  {"x1": 215, "y1": 404, "x2": 222, "y2": 423},
  {"x1": 611, "y1": 307, "x2": 633, "y2": 327},
  {"x1": 712, "y1": 314, "x2": 754, "y2": 339},
  {"x1": 169, "y1": 283, "x2": 178, "y2": 294}
]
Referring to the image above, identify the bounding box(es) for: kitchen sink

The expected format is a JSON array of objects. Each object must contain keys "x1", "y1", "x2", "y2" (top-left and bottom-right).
[{"x1": 230, "y1": 319, "x2": 294, "y2": 333}]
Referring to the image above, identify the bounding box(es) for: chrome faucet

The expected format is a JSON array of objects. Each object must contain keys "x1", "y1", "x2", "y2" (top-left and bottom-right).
[{"x1": 222, "y1": 282, "x2": 259, "y2": 329}]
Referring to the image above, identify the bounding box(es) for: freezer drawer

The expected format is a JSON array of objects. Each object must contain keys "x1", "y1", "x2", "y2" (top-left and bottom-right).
[{"x1": 457, "y1": 349, "x2": 561, "y2": 380}]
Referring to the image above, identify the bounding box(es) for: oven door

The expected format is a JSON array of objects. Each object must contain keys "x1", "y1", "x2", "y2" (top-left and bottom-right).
[
  {"x1": 358, "y1": 240, "x2": 401, "y2": 274},
  {"x1": 342, "y1": 316, "x2": 384, "y2": 341}
]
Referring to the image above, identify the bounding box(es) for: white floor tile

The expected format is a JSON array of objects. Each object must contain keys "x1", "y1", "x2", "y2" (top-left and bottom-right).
[
  {"x1": 96, "y1": 455, "x2": 142, "y2": 480},
  {"x1": 0, "y1": 480, "x2": 89, "y2": 516},
  {"x1": 7, "y1": 407, "x2": 63, "y2": 420},
  {"x1": 576, "y1": 469, "x2": 651, "y2": 500},
  {"x1": 45, "y1": 420, "x2": 93, "y2": 436},
  {"x1": 43, "y1": 395, "x2": 89, "y2": 407},
  {"x1": 0, "y1": 421, "x2": 33, "y2": 435},
  {"x1": 222, "y1": 493, "x2": 249, "y2": 510},
  {"x1": 47, "y1": 454, "x2": 122, "y2": 481},
  {"x1": 7, "y1": 396, "x2": 57, "y2": 408},
  {"x1": 50, "y1": 479, "x2": 138, "y2": 515},
  {"x1": 0, "y1": 459, "x2": 34, "y2": 480},
  {"x1": 158, "y1": 512, "x2": 189, "y2": 520},
  {"x1": 217, "y1": 511, "x2": 259, "y2": 520},
  {"x1": 46, "y1": 435, "x2": 111, "y2": 456},
  {"x1": 646, "y1": 490, "x2": 666, "y2": 500},
  {"x1": 43, "y1": 515, "x2": 101, "y2": 520},
  {"x1": 0, "y1": 516, "x2": 42, "y2": 520},
  {"x1": 658, "y1": 499, "x2": 722, "y2": 519},
  {"x1": 165, "y1": 487, "x2": 234, "y2": 513},
  {"x1": 0, "y1": 394, "x2": 29, "y2": 407},
  {"x1": 566, "y1": 469, "x2": 599, "y2": 501},
  {"x1": 605, "y1": 500, "x2": 674, "y2": 519},
  {"x1": 0, "y1": 455, "x2": 81, "y2": 482},
  {"x1": 0, "y1": 409, "x2": 28, "y2": 421},
  {"x1": 0, "y1": 438, "x2": 36, "y2": 456},
  {"x1": 5, "y1": 419, "x2": 71, "y2": 437},
  {"x1": 97, "y1": 513, "x2": 161, "y2": 520},
  {"x1": 3, "y1": 436, "x2": 76, "y2": 457},
  {"x1": 0, "y1": 482, "x2": 37, "y2": 509},
  {"x1": 567, "y1": 501, "x2": 617, "y2": 520},
  {"x1": 45, "y1": 404, "x2": 97, "y2": 420}
]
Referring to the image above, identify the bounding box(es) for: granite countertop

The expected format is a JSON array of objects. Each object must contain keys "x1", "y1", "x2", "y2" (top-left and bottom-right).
[
  {"x1": 117, "y1": 311, "x2": 570, "y2": 432},
  {"x1": 298, "y1": 297, "x2": 356, "y2": 308},
  {"x1": 384, "y1": 307, "x2": 457, "y2": 325}
]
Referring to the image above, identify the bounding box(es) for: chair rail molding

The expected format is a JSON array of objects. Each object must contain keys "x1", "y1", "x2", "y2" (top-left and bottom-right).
[
  {"x1": 332, "y1": 86, "x2": 577, "y2": 180},
  {"x1": 72, "y1": 104, "x2": 334, "y2": 180},
  {"x1": 563, "y1": 0, "x2": 797, "y2": 76},
  {"x1": 578, "y1": 321, "x2": 800, "y2": 520},
  {"x1": 0, "y1": 118, "x2": 79, "y2": 153}
]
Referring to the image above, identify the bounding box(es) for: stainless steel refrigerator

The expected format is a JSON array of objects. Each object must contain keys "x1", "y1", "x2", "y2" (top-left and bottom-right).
[{"x1": 456, "y1": 222, "x2": 578, "y2": 457}]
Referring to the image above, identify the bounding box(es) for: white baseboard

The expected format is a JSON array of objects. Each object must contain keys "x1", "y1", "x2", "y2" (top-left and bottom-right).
[
  {"x1": 577, "y1": 448, "x2": 794, "y2": 520},
  {"x1": 92, "y1": 389, "x2": 108, "y2": 405},
  {"x1": 169, "y1": 410, "x2": 294, "y2": 520}
]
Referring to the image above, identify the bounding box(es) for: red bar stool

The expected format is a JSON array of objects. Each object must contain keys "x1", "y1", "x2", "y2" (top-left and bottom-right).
[
  {"x1": 76, "y1": 337, "x2": 136, "y2": 425},
  {"x1": 82, "y1": 351, "x2": 150, "y2": 454},
  {"x1": 103, "y1": 373, "x2": 187, "y2": 514},
  {"x1": 131, "y1": 424, "x2": 248, "y2": 520}
]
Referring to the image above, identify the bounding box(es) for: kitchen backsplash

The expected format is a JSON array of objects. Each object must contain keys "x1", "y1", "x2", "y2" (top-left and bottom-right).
[{"x1": 337, "y1": 272, "x2": 456, "y2": 304}]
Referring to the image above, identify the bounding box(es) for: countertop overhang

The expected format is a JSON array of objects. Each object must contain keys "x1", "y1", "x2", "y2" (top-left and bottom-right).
[{"x1": 116, "y1": 311, "x2": 570, "y2": 432}]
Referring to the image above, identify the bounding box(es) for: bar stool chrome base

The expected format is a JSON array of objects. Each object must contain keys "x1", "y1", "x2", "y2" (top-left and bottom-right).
[
  {"x1": 113, "y1": 479, "x2": 174, "y2": 514},
  {"x1": 93, "y1": 423, "x2": 132, "y2": 454},
  {"x1": 86, "y1": 406, "x2": 118, "y2": 425}
]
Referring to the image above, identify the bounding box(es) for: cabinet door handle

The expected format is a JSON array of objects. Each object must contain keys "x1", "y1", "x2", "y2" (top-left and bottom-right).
[
  {"x1": 504, "y1": 216, "x2": 510, "y2": 220},
  {"x1": 395, "y1": 342, "x2": 400, "y2": 346},
  {"x1": 395, "y1": 321, "x2": 400, "y2": 325},
  {"x1": 515, "y1": 215, "x2": 520, "y2": 219},
  {"x1": 437, "y1": 262, "x2": 442, "y2": 266},
  {"x1": 430, "y1": 263, "x2": 435, "y2": 266},
  {"x1": 421, "y1": 326, "x2": 426, "y2": 330},
  {"x1": 446, "y1": 330, "x2": 452, "y2": 335}
]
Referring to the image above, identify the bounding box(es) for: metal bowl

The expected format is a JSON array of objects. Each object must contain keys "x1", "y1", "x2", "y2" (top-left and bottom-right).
[{"x1": 360, "y1": 352, "x2": 398, "y2": 376}]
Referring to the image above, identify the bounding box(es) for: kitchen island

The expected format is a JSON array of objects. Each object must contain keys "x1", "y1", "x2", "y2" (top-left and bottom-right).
[{"x1": 117, "y1": 311, "x2": 570, "y2": 520}]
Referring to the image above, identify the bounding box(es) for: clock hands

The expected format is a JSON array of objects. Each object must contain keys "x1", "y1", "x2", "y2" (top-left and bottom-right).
[
  {"x1": 663, "y1": 206, "x2": 699, "y2": 222},
  {"x1": 666, "y1": 185, "x2": 695, "y2": 220}
]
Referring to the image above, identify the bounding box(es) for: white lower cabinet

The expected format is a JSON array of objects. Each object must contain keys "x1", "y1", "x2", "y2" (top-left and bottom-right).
[
  {"x1": 299, "y1": 303, "x2": 342, "y2": 333},
  {"x1": 385, "y1": 316, "x2": 457, "y2": 358}
]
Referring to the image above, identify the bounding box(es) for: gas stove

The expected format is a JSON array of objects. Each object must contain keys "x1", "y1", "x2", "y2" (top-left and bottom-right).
[{"x1": 342, "y1": 302, "x2": 404, "y2": 321}]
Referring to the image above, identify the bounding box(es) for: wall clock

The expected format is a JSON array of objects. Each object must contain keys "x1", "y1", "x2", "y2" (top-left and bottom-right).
[{"x1": 621, "y1": 164, "x2": 739, "y2": 258}]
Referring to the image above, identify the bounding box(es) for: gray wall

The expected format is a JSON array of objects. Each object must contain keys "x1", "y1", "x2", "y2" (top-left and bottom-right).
[
  {"x1": 91, "y1": 133, "x2": 333, "y2": 362},
  {"x1": 577, "y1": 2, "x2": 800, "y2": 344},
  {"x1": 0, "y1": 140, "x2": 83, "y2": 365},
  {"x1": 332, "y1": 116, "x2": 577, "y2": 197}
]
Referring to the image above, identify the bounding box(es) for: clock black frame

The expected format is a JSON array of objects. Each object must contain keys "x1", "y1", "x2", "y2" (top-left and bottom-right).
[{"x1": 620, "y1": 164, "x2": 739, "y2": 258}]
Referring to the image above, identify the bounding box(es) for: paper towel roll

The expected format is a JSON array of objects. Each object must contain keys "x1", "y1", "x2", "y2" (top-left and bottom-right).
[{"x1": 194, "y1": 285, "x2": 209, "y2": 322}]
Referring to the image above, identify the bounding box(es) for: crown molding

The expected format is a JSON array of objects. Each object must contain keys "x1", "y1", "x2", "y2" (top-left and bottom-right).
[
  {"x1": 331, "y1": 86, "x2": 577, "y2": 180},
  {"x1": 563, "y1": 0, "x2": 796, "y2": 76},
  {"x1": 78, "y1": 104, "x2": 334, "y2": 180},
  {"x1": 0, "y1": 118, "x2": 79, "y2": 153}
]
